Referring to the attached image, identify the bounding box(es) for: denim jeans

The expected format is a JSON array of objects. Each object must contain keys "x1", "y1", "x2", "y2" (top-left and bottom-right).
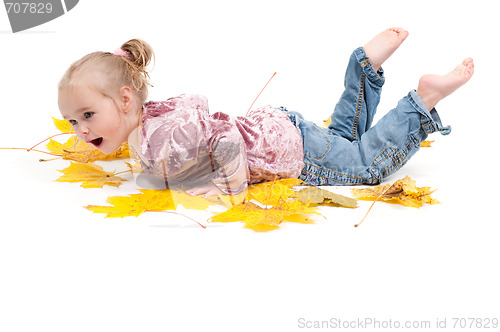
[{"x1": 283, "y1": 47, "x2": 451, "y2": 186}]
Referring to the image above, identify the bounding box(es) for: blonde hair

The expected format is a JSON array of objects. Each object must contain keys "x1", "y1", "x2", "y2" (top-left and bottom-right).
[{"x1": 58, "y1": 39, "x2": 154, "y2": 105}]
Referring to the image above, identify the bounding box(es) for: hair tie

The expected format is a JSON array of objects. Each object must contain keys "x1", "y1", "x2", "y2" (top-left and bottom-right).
[{"x1": 113, "y1": 48, "x2": 131, "y2": 60}]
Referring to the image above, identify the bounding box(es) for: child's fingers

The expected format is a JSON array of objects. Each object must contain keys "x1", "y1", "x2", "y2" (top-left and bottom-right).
[
  {"x1": 186, "y1": 187, "x2": 207, "y2": 196},
  {"x1": 186, "y1": 184, "x2": 221, "y2": 197},
  {"x1": 202, "y1": 188, "x2": 221, "y2": 198}
]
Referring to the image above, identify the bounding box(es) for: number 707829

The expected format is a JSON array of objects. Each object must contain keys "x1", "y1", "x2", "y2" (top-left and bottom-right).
[{"x1": 5, "y1": 2, "x2": 53, "y2": 14}]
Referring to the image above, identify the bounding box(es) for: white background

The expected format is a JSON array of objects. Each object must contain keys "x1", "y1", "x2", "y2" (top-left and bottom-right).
[{"x1": 1, "y1": 1, "x2": 499, "y2": 331}]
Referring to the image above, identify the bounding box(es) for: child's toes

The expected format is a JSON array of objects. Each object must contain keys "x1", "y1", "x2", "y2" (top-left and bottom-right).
[{"x1": 462, "y1": 57, "x2": 474, "y2": 66}]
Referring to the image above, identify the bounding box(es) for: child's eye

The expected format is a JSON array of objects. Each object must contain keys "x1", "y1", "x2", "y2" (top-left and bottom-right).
[
  {"x1": 69, "y1": 119, "x2": 77, "y2": 125},
  {"x1": 83, "y1": 112, "x2": 94, "y2": 119}
]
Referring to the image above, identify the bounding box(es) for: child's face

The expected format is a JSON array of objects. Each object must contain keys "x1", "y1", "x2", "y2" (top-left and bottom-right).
[{"x1": 58, "y1": 83, "x2": 131, "y2": 155}]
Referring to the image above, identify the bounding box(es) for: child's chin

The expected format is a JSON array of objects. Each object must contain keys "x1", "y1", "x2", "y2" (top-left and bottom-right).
[{"x1": 96, "y1": 144, "x2": 117, "y2": 155}]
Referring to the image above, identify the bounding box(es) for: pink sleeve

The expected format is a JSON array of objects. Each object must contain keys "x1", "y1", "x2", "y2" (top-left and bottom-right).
[
  {"x1": 144, "y1": 116, "x2": 205, "y2": 178},
  {"x1": 140, "y1": 95, "x2": 209, "y2": 179},
  {"x1": 210, "y1": 131, "x2": 250, "y2": 195}
]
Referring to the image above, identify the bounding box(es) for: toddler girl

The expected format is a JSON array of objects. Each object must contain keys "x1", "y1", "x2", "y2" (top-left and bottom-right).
[{"x1": 58, "y1": 28, "x2": 474, "y2": 198}]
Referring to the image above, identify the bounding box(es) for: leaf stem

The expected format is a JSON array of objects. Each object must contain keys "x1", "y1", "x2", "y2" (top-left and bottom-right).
[
  {"x1": 245, "y1": 72, "x2": 277, "y2": 116},
  {"x1": 114, "y1": 169, "x2": 133, "y2": 176},
  {"x1": 39, "y1": 157, "x2": 62, "y2": 162},
  {"x1": 28, "y1": 132, "x2": 74, "y2": 151},
  {"x1": 0, "y1": 147, "x2": 63, "y2": 157},
  {"x1": 355, "y1": 183, "x2": 396, "y2": 228},
  {"x1": 147, "y1": 210, "x2": 206, "y2": 228}
]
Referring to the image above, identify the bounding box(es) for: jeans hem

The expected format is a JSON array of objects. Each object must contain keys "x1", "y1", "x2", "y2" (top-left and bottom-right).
[
  {"x1": 354, "y1": 47, "x2": 385, "y2": 87},
  {"x1": 407, "y1": 90, "x2": 452, "y2": 135}
]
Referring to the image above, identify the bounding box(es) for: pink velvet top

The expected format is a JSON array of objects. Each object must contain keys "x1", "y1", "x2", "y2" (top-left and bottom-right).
[{"x1": 131, "y1": 94, "x2": 304, "y2": 194}]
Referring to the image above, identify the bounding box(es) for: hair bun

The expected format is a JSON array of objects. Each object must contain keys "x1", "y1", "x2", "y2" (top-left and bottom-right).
[
  {"x1": 118, "y1": 39, "x2": 155, "y2": 93},
  {"x1": 120, "y1": 39, "x2": 154, "y2": 72}
]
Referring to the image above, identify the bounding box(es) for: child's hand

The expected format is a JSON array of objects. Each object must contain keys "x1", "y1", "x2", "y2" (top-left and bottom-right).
[{"x1": 186, "y1": 182, "x2": 223, "y2": 198}]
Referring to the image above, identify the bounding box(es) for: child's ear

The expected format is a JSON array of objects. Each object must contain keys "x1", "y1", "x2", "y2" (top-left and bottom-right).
[{"x1": 118, "y1": 86, "x2": 134, "y2": 113}]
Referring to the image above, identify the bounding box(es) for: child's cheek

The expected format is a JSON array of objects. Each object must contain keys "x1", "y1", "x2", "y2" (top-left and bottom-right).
[{"x1": 106, "y1": 121, "x2": 126, "y2": 141}]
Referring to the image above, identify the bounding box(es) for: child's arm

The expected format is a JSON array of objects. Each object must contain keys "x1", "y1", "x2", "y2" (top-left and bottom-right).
[
  {"x1": 186, "y1": 131, "x2": 250, "y2": 198},
  {"x1": 141, "y1": 117, "x2": 250, "y2": 197},
  {"x1": 185, "y1": 152, "x2": 249, "y2": 198},
  {"x1": 208, "y1": 127, "x2": 250, "y2": 195}
]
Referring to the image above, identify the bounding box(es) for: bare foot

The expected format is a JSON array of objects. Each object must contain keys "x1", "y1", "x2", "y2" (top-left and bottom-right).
[
  {"x1": 416, "y1": 58, "x2": 474, "y2": 110},
  {"x1": 363, "y1": 27, "x2": 409, "y2": 71}
]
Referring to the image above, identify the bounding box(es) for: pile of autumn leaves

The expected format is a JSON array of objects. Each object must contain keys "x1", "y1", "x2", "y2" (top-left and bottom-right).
[{"x1": 44, "y1": 118, "x2": 438, "y2": 231}]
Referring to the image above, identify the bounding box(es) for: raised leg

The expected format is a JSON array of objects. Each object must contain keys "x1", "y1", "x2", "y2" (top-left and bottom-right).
[{"x1": 328, "y1": 28, "x2": 408, "y2": 142}]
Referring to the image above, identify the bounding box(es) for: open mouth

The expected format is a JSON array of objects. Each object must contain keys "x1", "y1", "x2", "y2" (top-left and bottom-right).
[{"x1": 89, "y1": 137, "x2": 103, "y2": 147}]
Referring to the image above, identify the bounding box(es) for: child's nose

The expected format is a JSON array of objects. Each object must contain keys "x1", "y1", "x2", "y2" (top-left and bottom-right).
[{"x1": 76, "y1": 126, "x2": 90, "y2": 137}]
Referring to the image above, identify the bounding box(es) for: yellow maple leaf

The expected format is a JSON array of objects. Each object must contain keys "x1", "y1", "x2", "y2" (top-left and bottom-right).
[
  {"x1": 246, "y1": 178, "x2": 303, "y2": 205},
  {"x1": 85, "y1": 189, "x2": 211, "y2": 228},
  {"x1": 63, "y1": 142, "x2": 130, "y2": 163},
  {"x1": 47, "y1": 136, "x2": 130, "y2": 162},
  {"x1": 85, "y1": 188, "x2": 214, "y2": 217},
  {"x1": 292, "y1": 186, "x2": 358, "y2": 208},
  {"x1": 52, "y1": 117, "x2": 74, "y2": 133},
  {"x1": 322, "y1": 117, "x2": 332, "y2": 128},
  {"x1": 125, "y1": 160, "x2": 143, "y2": 174},
  {"x1": 209, "y1": 199, "x2": 320, "y2": 231},
  {"x1": 247, "y1": 182, "x2": 295, "y2": 206},
  {"x1": 206, "y1": 190, "x2": 247, "y2": 208},
  {"x1": 56, "y1": 162, "x2": 127, "y2": 188},
  {"x1": 420, "y1": 140, "x2": 435, "y2": 147},
  {"x1": 351, "y1": 176, "x2": 440, "y2": 208},
  {"x1": 85, "y1": 189, "x2": 176, "y2": 218},
  {"x1": 209, "y1": 202, "x2": 281, "y2": 231},
  {"x1": 169, "y1": 190, "x2": 215, "y2": 211},
  {"x1": 46, "y1": 136, "x2": 79, "y2": 154},
  {"x1": 209, "y1": 178, "x2": 321, "y2": 231}
]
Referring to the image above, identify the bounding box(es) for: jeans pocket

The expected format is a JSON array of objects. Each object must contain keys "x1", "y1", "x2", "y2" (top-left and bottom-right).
[{"x1": 302, "y1": 125, "x2": 331, "y2": 160}]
